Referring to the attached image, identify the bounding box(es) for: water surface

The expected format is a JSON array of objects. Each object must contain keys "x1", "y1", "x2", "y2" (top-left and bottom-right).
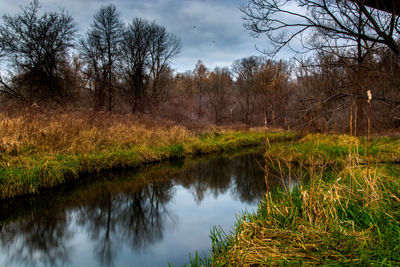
[{"x1": 0, "y1": 151, "x2": 298, "y2": 267}]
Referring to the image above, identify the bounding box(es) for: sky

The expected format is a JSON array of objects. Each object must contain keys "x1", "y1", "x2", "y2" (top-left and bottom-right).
[{"x1": 0, "y1": 0, "x2": 297, "y2": 73}]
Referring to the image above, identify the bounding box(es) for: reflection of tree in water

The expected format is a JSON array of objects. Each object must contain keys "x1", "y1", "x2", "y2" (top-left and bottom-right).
[
  {"x1": 123, "y1": 182, "x2": 176, "y2": 252},
  {"x1": 0, "y1": 179, "x2": 175, "y2": 267},
  {"x1": 174, "y1": 153, "x2": 304, "y2": 206},
  {"x1": 0, "y1": 201, "x2": 72, "y2": 267},
  {"x1": 75, "y1": 189, "x2": 121, "y2": 267},
  {"x1": 176, "y1": 157, "x2": 233, "y2": 204},
  {"x1": 0, "y1": 151, "x2": 273, "y2": 267},
  {"x1": 175, "y1": 154, "x2": 267, "y2": 205},
  {"x1": 75, "y1": 180, "x2": 175, "y2": 267},
  {"x1": 231, "y1": 153, "x2": 266, "y2": 204}
]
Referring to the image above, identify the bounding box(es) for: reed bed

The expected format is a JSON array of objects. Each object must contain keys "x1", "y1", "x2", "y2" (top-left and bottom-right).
[
  {"x1": 209, "y1": 134, "x2": 400, "y2": 266},
  {"x1": 0, "y1": 109, "x2": 296, "y2": 199}
]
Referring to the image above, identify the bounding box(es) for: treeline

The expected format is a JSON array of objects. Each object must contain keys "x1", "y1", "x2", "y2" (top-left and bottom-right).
[
  {"x1": 0, "y1": 1, "x2": 182, "y2": 113},
  {"x1": 172, "y1": 58, "x2": 291, "y2": 127},
  {"x1": 0, "y1": 1, "x2": 399, "y2": 133}
]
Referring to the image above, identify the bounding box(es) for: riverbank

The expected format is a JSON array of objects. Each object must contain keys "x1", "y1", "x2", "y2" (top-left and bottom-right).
[
  {"x1": 207, "y1": 134, "x2": 400, "y2": 266},
  {"x1": 0, "y1": 110, "x2": 296, "y2": 199}
]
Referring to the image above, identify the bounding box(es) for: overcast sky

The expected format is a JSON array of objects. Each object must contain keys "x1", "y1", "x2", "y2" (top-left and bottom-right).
[{"x1": 0, "y1": 0, "x2": 297, "y2": 73}]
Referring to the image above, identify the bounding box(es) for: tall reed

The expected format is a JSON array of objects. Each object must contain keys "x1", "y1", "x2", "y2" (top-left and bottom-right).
[{"x1": 211, "y1": 133, "x2": 400, "y2": 265}]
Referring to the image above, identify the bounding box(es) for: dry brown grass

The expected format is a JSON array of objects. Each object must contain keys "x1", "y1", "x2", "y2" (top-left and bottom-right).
[
  {"x1": 0, "y1": 108, "x2": 290, "y2": 199},
  {"x1": 0, "y1": 108, "x2": 197, "y2": 156}
]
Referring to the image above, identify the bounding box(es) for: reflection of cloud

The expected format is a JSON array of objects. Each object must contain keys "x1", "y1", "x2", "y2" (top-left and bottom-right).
[
  {"x1": 0, "y1": 151, "x2": 272, "y2": 267},
  {"x1": 73, "y1": 182, "x2": 177, "y2": 266},
  {"x1": 0, "y1": 211, "x2": 73, "y2": 267},
  {"x1": 0, "y1": 0, "x2": 299, "y2": 73}
]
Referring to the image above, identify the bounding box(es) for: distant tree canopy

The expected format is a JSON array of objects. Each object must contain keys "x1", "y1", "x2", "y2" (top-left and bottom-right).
[
  {"x1": 0, "y1": 0, "x2": 76, "y2": 101},
  {"x1": 240, "y1": 0, "x2": 400, "y2": 133},
  {"x1": 0, "y1": 1, "x2": 398, "y2": 132},
  {"x1": 206, "y1": 67, "x2": 232, "y2": 124},
  {"x1": 232, "y1": 56, "x2": 264, "y2": 124}
]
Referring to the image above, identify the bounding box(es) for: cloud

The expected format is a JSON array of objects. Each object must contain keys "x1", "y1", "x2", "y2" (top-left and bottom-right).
[{"x1": 0, "y1": 0, "x2": 298, "y2": 73}]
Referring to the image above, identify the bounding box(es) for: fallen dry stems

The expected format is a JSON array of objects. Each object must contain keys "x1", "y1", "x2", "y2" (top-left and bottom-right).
[{"x1": 212, "y1": 134, "x2": 400, "y2": 265}]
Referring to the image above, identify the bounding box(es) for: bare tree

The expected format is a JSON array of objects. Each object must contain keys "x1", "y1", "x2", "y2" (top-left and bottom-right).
[
  {"x1": 148, "y1": 23, "x2": 182, "y2": 98},
  {"x1": 80, "y1": 4, "x2": 123, "y2": 112},
  {"x1": 80, "y1": 32, "x2": 106, "y2": 110},
  {"x1": 293, "y1": 47, "x2": 400, "y2": 132},
  {"x1": 241, "y1": 0, "x2": 400, "y2": 56},
  {"x1": 241, "y1": 0, "x2": 400, "y2": 133},
  {"x1": 120, "y1": 18, "x2": 153, "y2": 113},
  {"x1": 205, "y1": 67, "x2": 232, "y2": 124},
  {"x1": 256, "y1": 60, "x2": 291, "y2": 127},
  {"x1": 193, "y1": 60, "x2": 209, "y2": 118},
  {"x1": 120, "y1": 18, "x2": 182, "y2": 113},
  {"x1": 0, "y1": 41, "x2": 4, "y2": 62},
  {"x1": 0, "y1": 0, "x2": 76, "y2": 102},
  {"x1": 232, "y1": 56, "x2": 264, "y2": 124},
  {"x1": 0, "y1": 74, "x2": 25, "y2": 101},
  {"x1": 295, "y1": 53, "x2": 348, "y2": 131}
]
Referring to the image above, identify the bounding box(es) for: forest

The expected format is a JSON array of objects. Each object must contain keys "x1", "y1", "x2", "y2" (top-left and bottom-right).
[{"x1": 0, "y1": 0, "x2": 398, "y2": 134}]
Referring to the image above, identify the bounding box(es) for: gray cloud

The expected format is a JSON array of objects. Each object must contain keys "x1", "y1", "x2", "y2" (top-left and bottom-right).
[{"x1": 0, "y1": 0, "x2": 297, "y2": 73}]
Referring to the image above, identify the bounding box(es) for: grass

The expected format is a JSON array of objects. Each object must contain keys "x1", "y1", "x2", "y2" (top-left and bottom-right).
[
  {"x1": 201, "y1": 133, "x2": 400, "y2": 266},
  {"x1": 0, "y1": 109, "x2": 297, "y2": 199},
  {"x1": 2, "y1": 149, "x2": 260, "y2": 224}
]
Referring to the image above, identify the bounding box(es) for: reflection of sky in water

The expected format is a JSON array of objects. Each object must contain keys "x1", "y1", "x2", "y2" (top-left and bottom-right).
[
  {"x1": 1, "y1": 152, "x2": 289, "y2": 267},
  {"x1": 64, "y1": 185, "x2": 257, "y2": 267}
]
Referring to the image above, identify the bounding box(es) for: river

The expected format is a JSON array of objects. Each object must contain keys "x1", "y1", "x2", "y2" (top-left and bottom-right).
[{"x1": 0, "y1": 150, "x2": 299, "y2": 267}]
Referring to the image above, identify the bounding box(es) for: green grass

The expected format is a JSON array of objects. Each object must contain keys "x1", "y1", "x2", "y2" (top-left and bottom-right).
[
  {"x1": 200, "y1": 133, "x2": 400, "y2": 266},
  {"x1": 0, "y1": 125, "x2": 297, "y2": 199}
]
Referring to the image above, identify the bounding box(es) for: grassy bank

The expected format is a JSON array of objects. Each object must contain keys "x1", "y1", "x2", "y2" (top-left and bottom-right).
[
  {"x1": 205, "y1": 134, "x2": 400, "y2": 266},
  {"x1": 0, "y1": 110, "x2": 297, "y2": 199}
]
